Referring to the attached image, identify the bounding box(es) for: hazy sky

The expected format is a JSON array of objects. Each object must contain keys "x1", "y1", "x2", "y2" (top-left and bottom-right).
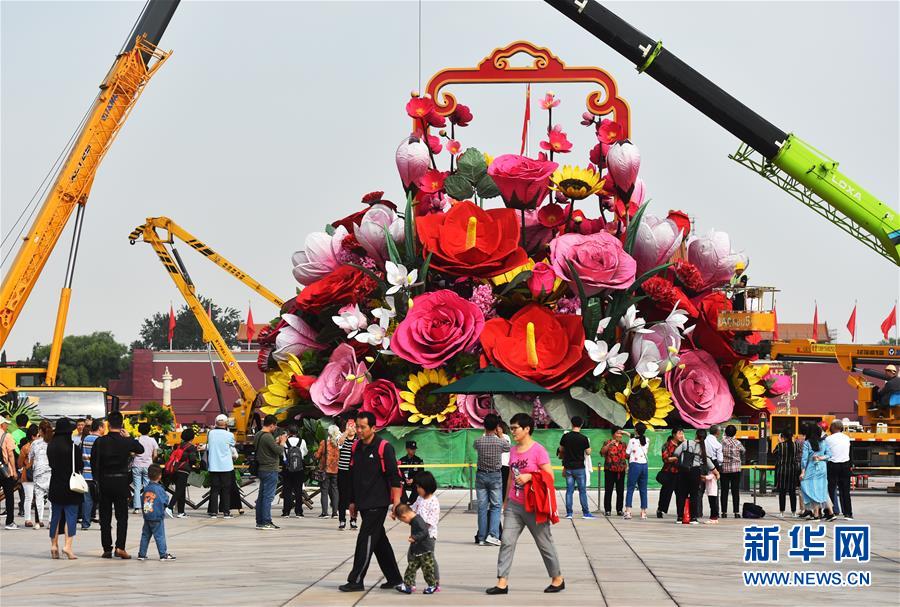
[{"x1": 1, "y1": 1, "x2": 897, "y2": 360}]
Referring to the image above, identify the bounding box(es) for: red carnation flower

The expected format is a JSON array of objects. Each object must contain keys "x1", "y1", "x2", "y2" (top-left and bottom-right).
[
  {"x1": 674, "y1": 260, "x2": 705, "y2": 294},
  {"x1": 642, "y1": 276, "x2": 699, "y2": 317}
]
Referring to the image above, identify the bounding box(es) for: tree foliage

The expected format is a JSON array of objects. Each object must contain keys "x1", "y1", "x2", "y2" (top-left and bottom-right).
[
  {"x1": 135, "y1": 297, "x2": 241, "y2": 351},
  {"x1": 29, "y1": 332, "x2": 129, "y2": 387}
]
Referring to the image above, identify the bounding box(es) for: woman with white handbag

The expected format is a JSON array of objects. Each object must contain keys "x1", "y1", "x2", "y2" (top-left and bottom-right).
[{"x1": 46, "y1": 418, "x2": 86, "y2": 560}]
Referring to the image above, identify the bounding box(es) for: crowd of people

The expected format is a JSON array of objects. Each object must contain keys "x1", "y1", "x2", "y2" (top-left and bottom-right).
[{"x1": 0, "y1": 409, "x2": 859, "y2": 594}]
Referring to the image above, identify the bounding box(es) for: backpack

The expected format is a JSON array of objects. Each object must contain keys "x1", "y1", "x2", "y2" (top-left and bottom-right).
[
  {"x1": 351, "y1": 437, "x2": 401, "y2": 482},
  {"x1": 742, "y1": 502, "x2": 766, "y2": 519},
  {"x1": 285, "y1": 442, "x2": 304, "y2": 472},
  {"x1": 165, "y1": 443, "x2": 189, "y2": 476},
  {"x1": 678, "y1": 445, "x2": 697, "y2": 472}
]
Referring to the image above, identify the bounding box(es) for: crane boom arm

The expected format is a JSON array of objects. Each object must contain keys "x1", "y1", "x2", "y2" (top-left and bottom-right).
[
  {"x1": 129, "y1": 218, "x2": 284, "y2": 440},
  {"x1": 542, "y1": 0, "x2": 900, "y2": 265},
  {"x1": 0, "y1": 0, "x2": 178, "y2": 359},
  {"x1": 128, "y1": 217, "x2": 284, "y2": 308}
]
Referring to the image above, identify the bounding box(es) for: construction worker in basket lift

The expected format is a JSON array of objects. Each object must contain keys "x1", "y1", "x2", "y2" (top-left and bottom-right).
[{"x1": 856, "y1": 364, "x2": 900, "y2": 408}]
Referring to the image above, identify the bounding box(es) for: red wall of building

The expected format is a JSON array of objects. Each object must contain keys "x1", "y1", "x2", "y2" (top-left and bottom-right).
[{"x1": 110, "y1": 349, "x2": 265, "y2": 426}]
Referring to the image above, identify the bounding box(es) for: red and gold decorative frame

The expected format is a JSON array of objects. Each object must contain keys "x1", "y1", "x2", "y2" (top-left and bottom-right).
[{"x1": 421, "y1": 41, "x2": 630, "y2": 137}]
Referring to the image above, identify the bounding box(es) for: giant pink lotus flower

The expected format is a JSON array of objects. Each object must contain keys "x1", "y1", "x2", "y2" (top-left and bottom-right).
[
  {"x1": 360, "y1": 379, "x2": 406, "y2": 427},
  {"x1": 630, "y1": 322, "x2": 681, "y2": 366},
  {"x1": 391, "y1": 290, "x2": 485, "y2": 368},
  {"x1": 606, "y1": 140, "x2": 641, "y2": 195},
  {"x1": 291, "y1": 225, "x2": 347, "y2": 286},
  {"x1": 550, "y1": 231, "x2": 637, "y2": 296},
  {"x1": 457, "y1": 394, "x2": 494, "y2": 428},
  {"x1": 274, "y1": 313, "x2": 326, "y2": 360},
  {"x1": 687, "y1": 229, "x2": 748, "y2": 291},
  {"x1": 632, "y1": 214, "x2": 684, "y2": 274},
  {"x1": 487, "y1": 154, "x2": 558, "y2": 210},
  {"x1": 665, "y1": 349, "x2": 734, "y2": 428},
  {"x1": 353, "y1": 203, "x2": 405, "y2": 264},
  {"x1": 396, "y1": 134, "x2": 431, "y2": 189},
  {"x1": 309, "y1": 343, "x2": 368, "y2": 416}
]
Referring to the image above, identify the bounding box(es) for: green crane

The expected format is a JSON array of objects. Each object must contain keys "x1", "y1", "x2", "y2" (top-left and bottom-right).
[{"x1": 544, "y1": 0, "x2": 899, "y2": 265}]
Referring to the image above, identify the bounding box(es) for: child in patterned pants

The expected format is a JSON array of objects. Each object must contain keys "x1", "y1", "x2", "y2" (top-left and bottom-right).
[{"x1": 394, "y1": 504, "x2": 439, "y2": 594}]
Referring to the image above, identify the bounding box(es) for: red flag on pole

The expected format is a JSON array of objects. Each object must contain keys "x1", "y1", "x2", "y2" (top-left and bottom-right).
[
  {"x1": 772, "y1": 306, "x2": 779, "y2": 341},
  {"x1": 246, "y1": 307, "x2": 255, "y2": 345},
  {"x1": 167, "y1": 304, "x2": 176, "y2": 347},
  {"x1": 881, "y1": 304, "x2": 897, "y2": 340},
  {"x1": 812, "y1": 303, "x2": 819, "y2": 342},
  {"x1": 519, "y1": 83, "x2": 531, "y2": 155},
  {"x1": 846, "y1": 303, "x2": 857, "y2": 342}
]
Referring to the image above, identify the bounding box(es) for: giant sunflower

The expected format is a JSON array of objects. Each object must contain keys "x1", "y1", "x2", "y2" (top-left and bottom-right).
[
  {"x1": 550, "y1": 165, "x2": 606, "y2": 200},
  {"x1": 730, "y1": 360, "x2": 769, "y2": 410},
  {"x1": 399, "y1": 369, "x2": 457, "y2": 425},
  {"x1": 258, "y1": 353, "x2": 304, "y2": 417},
  {"x1": 614, "y1": 375, "x2": 674, "y2": 428}
]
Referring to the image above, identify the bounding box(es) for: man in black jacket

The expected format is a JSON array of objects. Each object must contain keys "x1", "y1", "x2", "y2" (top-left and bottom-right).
[
  {"x1": 91, "y1": 412, "x2": 144, "y2": 559},
  {"x1": 339, "y1": 411, "x2": 403, "y2": 592}
]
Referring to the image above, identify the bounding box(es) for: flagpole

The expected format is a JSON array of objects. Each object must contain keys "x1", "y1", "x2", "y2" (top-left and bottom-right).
[{"x1": 169, "y1": 300, "x2": 173, "y2": 352}]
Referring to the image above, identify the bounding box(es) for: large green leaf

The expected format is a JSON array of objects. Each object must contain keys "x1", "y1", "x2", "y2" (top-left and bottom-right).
[
  {"x1": 457, "y1": 147, "x2": 488, "y2": 184},
  {"x1": 493, "y1": 394, "x2": 533, "y2": 423},
  {"x1": 383, "y1": 426, "x2": 418, "y2": 440},
  {"x1": 623, "y1": 199, "x2": 651, "y2": 254},
  {"x1": 418, "y1": 252, "x2": 433, "y2": 292},
  {"x1": 404, "y1": 192, "x2": 417, "y2": 263},
  {"x1": 541, "y1": 393, "x2": 590, "y2": 430},
  {"x1": 570, "y1": 386, "x2": 628, "y2": 427},
  {"x1": 475, "y1": 173, "x2": 500, "y2": 199},
  {"x1": 382, "y1": 226, "x2": 403, "y2": 265},
  {"x1": 499, "y1": 270, "x2": 533, "y2": 295},
  {"x1": 444, "y1": 173, "x2": 475, "y2": 200}
]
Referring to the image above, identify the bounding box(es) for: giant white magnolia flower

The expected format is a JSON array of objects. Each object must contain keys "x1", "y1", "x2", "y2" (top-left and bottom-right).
[
  {"x1": 584, "y1": 339, "x2": 628, "y2": 376},
  {"x1": 634, "y1": 340, "x2": 663, "y2": 380},
  {"x1": 331, "y1": 304, "x2": 368, "y2": 338},
  {"x1": 355, "y1": 297, "x2": 395, "y2": 350},
  {"x1": 385, "y1": 261, "x2": 418, "y2": 295},
  {"x1": 291, "y1": 225, "x2": 347, "y2": 286},
  {"x1": 354, "y1": 204, "x2": 405, "y2": 264}
]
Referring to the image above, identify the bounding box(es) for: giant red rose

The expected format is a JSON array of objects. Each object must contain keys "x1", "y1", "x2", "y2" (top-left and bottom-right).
[
  {"x1": 416, "y1": 200, "x2": 528, "y2": 278},
  {"x1": 294, "y1": 265, "x2": 378, "y2": 314},
  {"x1": 480, "y1": 303, "x2": 593, "y2": 390}
]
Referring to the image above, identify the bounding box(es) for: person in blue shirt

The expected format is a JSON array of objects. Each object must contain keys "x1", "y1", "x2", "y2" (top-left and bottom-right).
[
  {"x1": 799, "y1": 423, "x2": 835, "y2": 521},
  {"x1": 138, "y1": 465, "x2": 175, "y2": 561},
  {"x1": 205, "y1": 414, "x2": 236, "y2": 518}
]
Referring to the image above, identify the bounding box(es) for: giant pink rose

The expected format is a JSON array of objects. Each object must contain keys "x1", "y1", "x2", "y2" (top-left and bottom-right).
[
  {"x1": 360, "y1": 379, "x2": 406, "y2": 427},
  {"x1": 391, "y1": 290, "x2": 485, "y2": 369},
  {"x1": 549, "y1": 232, "x2": 637, "y2": 296},
  {"x1": 309, "y1": 344, "x2": 368, "y2": 416},
  {"x1": 665, "y1": 349, "x2": 734, "y2": 428},
  {"x1": 457, "y1": 394, "x2": 493, "y2": 428},
  {"x1": 487, "y1": 154, "x2": 558, "y2": 210}
]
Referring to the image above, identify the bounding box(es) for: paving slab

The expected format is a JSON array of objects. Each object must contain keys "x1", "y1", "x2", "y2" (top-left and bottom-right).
[{"x1": 1, "y1": 488, "x2": 897, "y2": 606}]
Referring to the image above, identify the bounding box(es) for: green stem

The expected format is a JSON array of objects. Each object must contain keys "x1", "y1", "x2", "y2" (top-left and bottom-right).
[{"x1": 419, "y1": 118, "x2": 437, "y2": 170}]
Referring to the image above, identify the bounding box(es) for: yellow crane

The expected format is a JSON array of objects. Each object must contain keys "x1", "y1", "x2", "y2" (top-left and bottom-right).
[
  {"x1": 128, "y1": 216, "x2": 284, "y2": 442},
  {"x1": 0, "y1": 1, "x2": 178, "y2": 408}
]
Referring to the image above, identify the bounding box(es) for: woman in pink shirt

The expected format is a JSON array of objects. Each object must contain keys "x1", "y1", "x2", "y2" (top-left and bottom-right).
[{"x1": 486, "y1": 413, "x2": 564, "y2": 596}]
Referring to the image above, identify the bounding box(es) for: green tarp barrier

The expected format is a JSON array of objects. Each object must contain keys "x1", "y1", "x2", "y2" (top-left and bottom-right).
[{"x1": 379, "y1": 427, "x2": 701, "y2": 490}]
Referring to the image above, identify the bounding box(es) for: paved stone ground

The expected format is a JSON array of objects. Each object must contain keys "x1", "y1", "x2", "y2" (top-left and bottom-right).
[{"x1": 1, "y1": 488, "x2": 897, "y2": 606}]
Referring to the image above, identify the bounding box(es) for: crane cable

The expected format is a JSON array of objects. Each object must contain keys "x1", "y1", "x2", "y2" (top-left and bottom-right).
[
  {"x1": 1, "y1": 0, "x2": 148, "y2": 270},
  {"x1": 0, "y1": 99, "x2": 95, "y2": 269}
]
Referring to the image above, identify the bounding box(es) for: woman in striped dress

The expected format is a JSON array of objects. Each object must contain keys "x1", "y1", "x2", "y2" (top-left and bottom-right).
[{"x1": 772, "y1": 430, "x2": 798, "y2": 518}]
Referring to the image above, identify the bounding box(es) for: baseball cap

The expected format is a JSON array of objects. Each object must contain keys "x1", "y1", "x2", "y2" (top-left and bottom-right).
[
  {"x1": 886, "y1": 365, "x2": 897, "y2": 372},
  {"x1": 0, "y1": 416, "x2": 9, "y2": 425},
  {"x1": 215, "y1": 414, "x2": 228, "y2": 423},
  {"x1": 406, "y1": 440, "x2": 417, "y2": 450}
]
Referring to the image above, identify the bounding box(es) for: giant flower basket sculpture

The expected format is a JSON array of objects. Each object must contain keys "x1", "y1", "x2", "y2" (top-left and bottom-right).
[{"x1": 258, "y1": 43, "x2": 788, "y2": 430}]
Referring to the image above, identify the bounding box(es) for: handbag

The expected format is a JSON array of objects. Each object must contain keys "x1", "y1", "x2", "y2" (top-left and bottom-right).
[
  {"x1": 0, "y1": 432, "x2": 9, "y2": 478},
  {"x1": 188, "y1": 470, "x2": 206, "y2": 488},
  {"x1": 69, "y1": 443, "x2": 89, "y2": 494}
]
